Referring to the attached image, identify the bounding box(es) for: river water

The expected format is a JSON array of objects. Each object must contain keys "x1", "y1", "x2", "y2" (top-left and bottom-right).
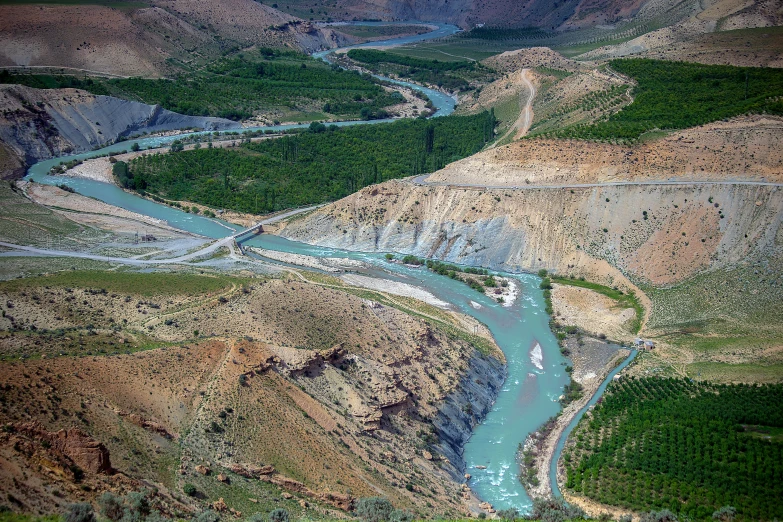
[{"x1": 22, "y1": 22, "x2": 631, "y2": 512}]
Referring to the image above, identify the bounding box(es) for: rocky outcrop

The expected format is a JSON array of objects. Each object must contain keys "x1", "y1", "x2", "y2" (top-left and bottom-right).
[
  {"x1": 263, "y1": 473, "x2": 354, "y2": 511},
  {"x1": 117, "y1": 410, "x2": 176, "y2": 439},
  {"x1": 432, "y1": 350, "x2": 505, "y2": 481},
  {"x1": 15, "y1": 421, "x2": 112, "y2": 474},
  {"x1": 229, "y1": 463, "x2": 275, "y2": 478},
  {"x1": 229, "y1": 462, "x2": 353, "y2": 510},
  {"x1": 0, "y1": 84, "x2": 240, "y2": 176},
  {"x1": 45, "y1": 93, "x2": 240, "y2": 152}
]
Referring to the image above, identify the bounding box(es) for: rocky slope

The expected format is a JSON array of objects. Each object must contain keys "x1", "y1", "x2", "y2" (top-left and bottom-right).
[
  {"x1": 0, "y1": 84, "x2": 240, "y2": 176},
  {"x1": 302, "y1": 0, "x2": 657, "y2": 30},
  {"x1": 432, "y1": 117, "x2": 783, "y2": 186},
  {"x1": 279, "y1": 179, "x2": 782, "y2": 289},
  {"x1": 0, "y1": 273, "x2": 504, "y2": 517}
]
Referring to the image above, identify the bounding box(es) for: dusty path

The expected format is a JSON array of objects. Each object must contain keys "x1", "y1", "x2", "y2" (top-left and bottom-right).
[
  {"x1": 0, "y1": 65, "x2": 132, "y2": 78},
  {"x1": 495, "y1": 68, "x2": 535, "y2": 145},
  {"x1": 515, "y1": 69, "x2": 536, "y2": 139}
]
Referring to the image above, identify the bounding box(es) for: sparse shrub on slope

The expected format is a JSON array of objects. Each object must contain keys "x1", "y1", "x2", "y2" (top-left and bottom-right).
[
  {"x1": 355, "y1": 497, "x2": 394, "y2": 522},
  {"x1": 267, "y1": 509, "x2": 289, "y2": 522},
  {"x1": 191, "y1": 511, "x2": 219, "y2": 522},
  {"x1": 389, "y1": 510, "x2": 414, "y2": 522},
  {"x1": 63, "y1": 504, "x2": 95, "y2": 522},
  {"x1": 525, "y1": 497, "x2": 585, "y2": 522},
  {"x1": 98, "y1": 492, "x2": 124, "y2": 522}
]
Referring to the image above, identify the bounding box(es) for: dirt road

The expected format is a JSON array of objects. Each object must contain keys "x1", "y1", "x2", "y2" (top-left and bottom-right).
[
  {"x1": 411, "y1": 175, "x2": 783, "y2": 190},
  {"x1": 495, "y1": 68, "x2": 536, "y2": 145}
]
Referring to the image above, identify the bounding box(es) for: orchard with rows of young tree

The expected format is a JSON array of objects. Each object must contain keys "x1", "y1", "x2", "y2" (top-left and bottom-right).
[{"x1": 564, "y1": 377, "x2": 783, "y2": 520}]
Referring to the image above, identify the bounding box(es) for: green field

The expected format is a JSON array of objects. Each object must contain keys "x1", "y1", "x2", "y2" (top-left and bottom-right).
[
  {"x1": 125, "y1": 112, "x2": 496, "y2": 214},
  {"x1": 564, "y1": 377, "x2": 783, "y2": 520},
  {"x1": 332, "y1": 24, "x2": 431, "y2": 39},
  {"x1": 544, "y1": 59, "x2": 783, "y2": 141},
  {"x1": 0, "y1": 49, "x2": 402, "y2": 121},
  {"x1": 0, "y1": 181, "x2": 107, "y2": 248},
  {"x1": 645, "y1": 260, "x2": 783, "y2": 370}
]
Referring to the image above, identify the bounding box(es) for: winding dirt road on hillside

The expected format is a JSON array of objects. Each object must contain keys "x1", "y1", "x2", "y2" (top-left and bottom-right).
[
  {"x1": 516, "y1": 69, "x2": 536, "y2": 139},
  {"x1": 495, "y1": 68, "x2": 536, "y2": 145}
]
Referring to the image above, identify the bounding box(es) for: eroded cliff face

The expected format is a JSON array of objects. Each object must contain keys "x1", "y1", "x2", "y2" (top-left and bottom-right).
[
  {"x1": 432, "y1": 350, "x2": 505, "y2": 481},
  {"x1": 0, "y1": 84, "x2": 240, "y2": 173},
  {"x1": 279, "y1": 180, "x2": 783, "y2": 290}
]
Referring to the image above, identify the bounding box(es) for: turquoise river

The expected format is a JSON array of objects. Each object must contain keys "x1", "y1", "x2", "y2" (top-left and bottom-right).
[{"x1": 22, "y1": 22, "x2": 634, "y2": 512}]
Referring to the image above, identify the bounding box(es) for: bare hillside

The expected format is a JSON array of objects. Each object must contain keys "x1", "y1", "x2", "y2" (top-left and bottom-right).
[
  {"x1": 275, "y1": 0, "x2": 660, "y2": 30},
  {"x1": 0, "y1": 84, "x2": 239, "y2": 169},
  {"x1": 0, "y1": 1, "x2": 350, "y2": 77},
  {"x1": 0, "y1": 273, "x2": 503, "y2": 516},
  {"x1": 429, "y1": 117, "x2": 783, "y2": 186},
  {"x1": 576, "y1": 0, "x2": 783, "y2": 66}
]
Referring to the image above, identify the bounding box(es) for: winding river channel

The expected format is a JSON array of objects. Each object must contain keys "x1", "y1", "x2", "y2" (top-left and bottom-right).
[{"x1": 22, "y1": 22, "x2": 634, "y2": 512}]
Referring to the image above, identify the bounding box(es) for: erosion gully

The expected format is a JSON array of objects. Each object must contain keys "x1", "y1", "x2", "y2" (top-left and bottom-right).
[{"x1": 24, "y1": 22, "x2": 633, "y2": 512}]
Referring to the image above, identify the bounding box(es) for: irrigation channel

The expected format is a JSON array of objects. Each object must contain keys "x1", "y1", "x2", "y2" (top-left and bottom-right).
[{"x1": 23, "y1": 22, "x2": 635, "y2": 512}]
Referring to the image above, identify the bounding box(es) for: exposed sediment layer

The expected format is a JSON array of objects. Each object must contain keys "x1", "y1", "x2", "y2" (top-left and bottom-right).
[
  {"x1": 0, "y1": 84, "x2": 240, "y2": 170},
  {"x1": 278, "y1": 180, "x2": 783, "y2": 290}
]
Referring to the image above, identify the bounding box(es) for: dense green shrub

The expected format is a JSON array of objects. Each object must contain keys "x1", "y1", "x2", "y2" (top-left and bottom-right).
[
  {"x1": 267, "y1": 509, "x2": 289, "y2": 522},
  {"x1": 63, "y1": 504, "x2": 95, "y2": 522},
  {"x1": 640, "y1": 510, "x2": 678, "y2": 522},
  {"x1": 191, "y1": 511, "x2": 219, "y2": 522},
  {"x1": 525, "y1": 497, "x2": 584, "y2": 522},
  {"x1": 712, "y1": 506, "x2": 737, "y2": 522},
  {"x1": 388, "y1": 510, "x2": 414, "y2": 522},
  {"x1": 98, "y1": 492, "x2": 123, "y2": 522}
]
